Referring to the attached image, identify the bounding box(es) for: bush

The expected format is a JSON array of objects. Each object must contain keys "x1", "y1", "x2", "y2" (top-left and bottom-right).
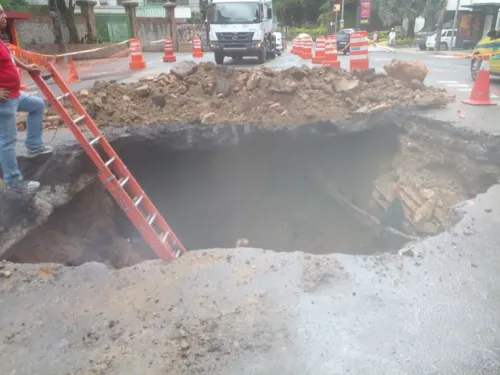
[{"x1": 288, "y1": 26, "x2": 329, "y2": 39}]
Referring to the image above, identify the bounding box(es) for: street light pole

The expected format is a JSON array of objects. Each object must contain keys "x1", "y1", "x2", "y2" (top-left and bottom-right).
[
  {"x1": 450, "y1": 0, "x2": 460, "y2": 51},
  {"x1": 340, "y1": 0, "x2": 345, "y2": 29}
]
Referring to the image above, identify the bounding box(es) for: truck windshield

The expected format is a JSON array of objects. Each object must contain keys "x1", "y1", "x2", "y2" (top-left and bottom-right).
[{"x1": 211, "y1": 2, "x2": 261, "y2": 24}]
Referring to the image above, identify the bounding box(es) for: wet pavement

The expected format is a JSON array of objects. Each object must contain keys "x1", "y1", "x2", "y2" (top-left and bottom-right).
[{"x1": 1, "y1": 182, "x2": 500, "y2": 374}]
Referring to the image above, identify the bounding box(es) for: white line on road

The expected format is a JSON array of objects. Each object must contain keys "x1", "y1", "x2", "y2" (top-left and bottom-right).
[
  {"x1": 447, "y1": 84, "x2": 470, "y2": 87},
  {"x1": 458, "y1": 88, "x2": 471, "y2": 92},
  {"x1": 437, "y1": 80, "x2": 459, "y2": 83}
]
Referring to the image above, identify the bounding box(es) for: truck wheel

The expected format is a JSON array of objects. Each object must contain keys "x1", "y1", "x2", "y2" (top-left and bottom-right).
[
  {"x1": 215, "y1": 52, "x2": 224, "y2": 65},
  {"x1": 418, "y1": 44, "x2": 426, "y2": 51},
  {"x1": 257, "y1": 47, "x2": 266, "y2": 64}
]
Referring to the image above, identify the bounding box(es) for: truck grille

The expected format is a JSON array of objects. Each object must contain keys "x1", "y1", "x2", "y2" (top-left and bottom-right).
[{"x1": 216, "y1": 32, "x2": 254, "y2": 42}]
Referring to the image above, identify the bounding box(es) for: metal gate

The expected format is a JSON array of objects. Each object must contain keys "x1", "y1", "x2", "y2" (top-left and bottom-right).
[{"x1": 95, "y1": 14, "x2": 131, "y2": 43}]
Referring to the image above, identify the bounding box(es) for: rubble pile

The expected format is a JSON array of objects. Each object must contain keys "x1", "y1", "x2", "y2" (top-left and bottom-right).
[
  {"x1": 371, "y1": 125, "x2": 499, "y2": 235},
  {"x1": 18, "y1": 61, "x2": 454, "y2": 130}
]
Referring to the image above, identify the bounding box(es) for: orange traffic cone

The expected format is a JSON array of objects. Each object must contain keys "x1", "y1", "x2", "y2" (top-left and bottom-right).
[
  {"x1": 66, "y1": 57, "x2": 80, "y2": 84},
  {"x1": 291, "y1": 38, "x2": 298, "y2": 55},
  {"x1": 192, "y1": 35, "x2": 203, "y2": 58},
  {"x1": 129, "y1": 38, "x2": 146, "y2": 70},
  {"x1": 462, "y1": 59, "x2": 497, "y2": 106},
  {"x1": 301, "y1": 36, "x2": 313, "y2": 59},
  {"x1": 323, "y1": 36, "x2": 340, "y2": 68},
  {"x1": 312, "y1": 36, "x2": 325, "y2": 64},
  {"x1": 163, "y1": 37, "x2": 176, "y2": 62},
  {"x1": 296, "y1": 37, "x2": 304, "y2": 56}
]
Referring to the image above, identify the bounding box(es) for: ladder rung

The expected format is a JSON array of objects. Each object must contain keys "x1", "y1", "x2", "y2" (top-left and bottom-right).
[
  {"x1": 161, "y1": 232, "x2": 169, "y2": 243},
  {"x1": 104, "y1": 156, "x2": 116, "y2": 167},
  {"x1": 175, "y1": 249, "x2": 181, "y2": 258},
  {"x1": 133, "y1": 195, "x2": 144, "y2": 206},
  {"x1": 72, "y1": 115, "x2": 86, "y2": 125},
  {"x1": 119, "y1": 176, "x2": 130, "y2": 187},
  {"x1": 89, "y1": 136, "x2": 101, "y2": 146},
  {"x1": 55, "y1": 92, "x2": 70, "y2": 102},
  {"x1": 147, "y1": 213, "x2": 157, "y2": 225}
]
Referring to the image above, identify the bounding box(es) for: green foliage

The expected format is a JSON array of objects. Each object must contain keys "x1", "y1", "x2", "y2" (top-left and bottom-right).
[{"x1": 0, "y1": 0, "x2": 28, "y2": 7}]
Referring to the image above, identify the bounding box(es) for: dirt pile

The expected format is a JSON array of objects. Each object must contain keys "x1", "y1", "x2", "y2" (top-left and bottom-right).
[{"x1": 19, "y1": 61, "x2": 455, "y2": 130}]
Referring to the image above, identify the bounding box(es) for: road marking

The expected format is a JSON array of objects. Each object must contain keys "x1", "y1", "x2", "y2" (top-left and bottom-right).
[
  {"x1": 447, "y1": 84, "x2": 470, "y2": 87},
  {"x1": 437, "y1": 80, "x2": 459, "y2": 83},
  {"x1": 458, "y1": 88, "x2": 471, "y2": 92}
]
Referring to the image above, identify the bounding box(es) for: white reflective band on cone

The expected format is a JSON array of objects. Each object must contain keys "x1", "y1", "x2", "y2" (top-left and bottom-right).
[
  {"x1": 350, "y1": 45, "x2": 369, "y2": 52},
  {"x1": 350, "y1": 54, "x2": 368, "y2": 60},
  {"x1": 350, "y1": 37, "x2": 368, "y2": 43}
]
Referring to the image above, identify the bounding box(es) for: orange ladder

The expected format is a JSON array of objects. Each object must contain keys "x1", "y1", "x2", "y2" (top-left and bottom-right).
[{"x1": 30, "y1": 65, "x2": 187, "y2": 261}]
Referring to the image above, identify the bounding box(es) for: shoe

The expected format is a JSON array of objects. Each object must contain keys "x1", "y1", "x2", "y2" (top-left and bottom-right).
[
  {"x1": 7, "y1": 179, "x2": 40, "y2": 193},
  {"x1": 26, "y1": 145, "x2": 54, "y2": 159}
]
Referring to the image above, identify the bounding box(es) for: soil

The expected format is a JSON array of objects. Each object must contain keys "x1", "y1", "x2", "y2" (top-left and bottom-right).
[{"x1": 17, "y1": 62, "x2": 455, "y2": 130}]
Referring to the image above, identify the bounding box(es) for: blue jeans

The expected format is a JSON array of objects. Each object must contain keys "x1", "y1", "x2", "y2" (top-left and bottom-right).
[{"x1": 0, "y1": 91, "x2": 45, "y2": 185}]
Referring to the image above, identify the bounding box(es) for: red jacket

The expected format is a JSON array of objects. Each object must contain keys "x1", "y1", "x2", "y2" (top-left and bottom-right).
[{"x1": 0, "y1": 40, "x2": 21, "y2": 99}]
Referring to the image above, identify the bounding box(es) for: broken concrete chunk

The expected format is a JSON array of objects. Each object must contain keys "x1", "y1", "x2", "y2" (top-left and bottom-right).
[
  {"x1": 246, "y1": 72, "x2": 260, "y2": 91},
  {"x1": 414, "y1": 198, "x2": 437, "y2": 223},
  {"x1": 170, "y1": 61, "x2": 197, "y2": 80},
  {"x1": 383, "y1": 59, "x2": 429, "y2": 83},
  {"x1": 135, "y1": 85, "x2": 150, "y2": 97},
  {"x1": 151, "y1": 93, "x2": 166, "y2": 108},
  {"x1": 215, "y1": 77, "x2": 232, "y2": 97},
  {"x1": 333, "y1": 79, "x2": 359, "y2": 92},
  {"x1": 268, "y1": 78, "x2": 297, "y2": 94}
]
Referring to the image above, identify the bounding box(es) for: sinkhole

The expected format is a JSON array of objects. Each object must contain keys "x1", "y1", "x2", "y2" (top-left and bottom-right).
[{"x1": 3, "y1": 120, "x2": 499, "y2": 268}]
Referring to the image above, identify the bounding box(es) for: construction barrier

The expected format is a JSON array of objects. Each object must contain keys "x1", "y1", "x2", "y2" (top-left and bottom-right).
[
  {"x1": 302, "y1": 36, "x2": 313, "y2": 59},
  {"x1": 193, "y1": 35, "x2": 203, "y2": 58},
  {"x1": 462, "y1": 58, "x2": 498, "y2": 106},
  {"x1": 163, "y1": 37, "x2": 176, "y2": 62},
  {"x1": 323, "y1": 35, "x2": 340, "y2": 68},
  {"x1": 296, "y1": 37, "x2": 304, "y2": 57},
  {"x1": 129, "y1": 38, "x2": 147, "y2": 70},
  {"x1": 349, "y1": 30, "x2": 369, "y2": 70},
  {"x1": 66, "y1": 57, "x2": 79, "y2": 84},
  {"x1": 312, "y1": 36, "x2": 325, "y2": 64}
]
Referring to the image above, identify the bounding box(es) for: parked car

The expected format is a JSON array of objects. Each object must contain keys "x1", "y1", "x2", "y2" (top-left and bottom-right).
[
  {"x1": 336, "y1": 28, "x2": 355, "y2": 54},
  {"x1": 414, "y1": 22, "x2": 454, "y2": 50},
  {"x1": 414, "y1": 27, "x2": 436, "y2": 50},
  {"x1": 273, "y1": 31, "x2": 283, "y2": 56},
  {"x1": 470, "y1": 29, "x2": 500, "y2": 81},
  {"x1": 426, "y1": 29, "x2": 458, "y2": 50}
]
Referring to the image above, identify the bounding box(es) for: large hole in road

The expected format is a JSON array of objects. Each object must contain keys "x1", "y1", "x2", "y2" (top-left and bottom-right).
[{"x1": 3, "y1": 121, "x2": 499, "y2": 268}]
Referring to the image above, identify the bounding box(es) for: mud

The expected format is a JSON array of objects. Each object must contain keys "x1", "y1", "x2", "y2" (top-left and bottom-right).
[
  {"x1": 3, "y1": 111, "x2": 499, "y2": 268},
  {"x1": 17, "y1": 62, "x2": 455, "y2": 131}
]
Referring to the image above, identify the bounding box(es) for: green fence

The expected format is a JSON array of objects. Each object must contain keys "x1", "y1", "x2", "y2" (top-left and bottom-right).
[{"x1": 95, "y1": 13, "x2": 131, "y2": 43}]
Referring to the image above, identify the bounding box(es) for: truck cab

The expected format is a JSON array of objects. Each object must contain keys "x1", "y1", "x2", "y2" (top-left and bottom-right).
[{"x1": 208, "y1": 0, "x2": 276, "y2": 64}]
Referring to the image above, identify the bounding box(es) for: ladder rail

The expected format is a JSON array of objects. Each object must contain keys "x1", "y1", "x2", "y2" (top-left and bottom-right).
[
  {"x1": 30, "y1": 67, "x2": 186, "y2": 259},
  {"x1": 46, "y1": 64, "x2": 186, "y2": 255}
]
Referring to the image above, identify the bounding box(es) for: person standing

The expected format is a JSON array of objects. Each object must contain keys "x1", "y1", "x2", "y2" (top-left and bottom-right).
[
  {"x1": 388, "y1": 28, "x2": 396, "y2": 47},
  {"x1": 0, "y1": 5, "x2": 53, "y2": 193}
]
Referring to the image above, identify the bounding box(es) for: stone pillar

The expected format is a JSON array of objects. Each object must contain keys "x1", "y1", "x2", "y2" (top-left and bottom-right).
[
  {"x1": 76, "y1": 0, "x2": 98, "y2": 43},
  {"x1": 164, "y1": 0, "x2": 178, "y2": 52},
  {"x1": 122, "y1": 1, "x2": 139, "y2": 39}
]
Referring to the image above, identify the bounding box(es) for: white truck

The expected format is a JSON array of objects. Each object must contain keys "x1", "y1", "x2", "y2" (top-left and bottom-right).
[{"x1": 207, "y1": 0, "x2": 277, "y2": 64}]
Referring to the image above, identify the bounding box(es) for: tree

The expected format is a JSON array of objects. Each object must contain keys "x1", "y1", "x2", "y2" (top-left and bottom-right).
[
  {"x1": 49, "y1": 0, "x2": 79, "y2": 45},
  {"x1": 373, "y1": 0, "x2": 441, "y2": 37}
]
